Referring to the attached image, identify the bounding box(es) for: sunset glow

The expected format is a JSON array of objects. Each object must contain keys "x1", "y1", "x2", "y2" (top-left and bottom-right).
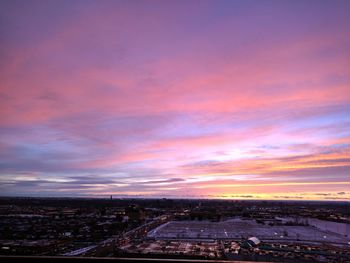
[{"x1": 1, "y1": 0, "x2": 350, "y2": 200}]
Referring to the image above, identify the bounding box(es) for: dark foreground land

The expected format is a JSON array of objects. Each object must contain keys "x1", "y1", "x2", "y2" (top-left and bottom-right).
[
  {"x1": 0, "y1": 197, "x2": 349, "y2": 262},
  {"x1": 0, "y1": 255, "x2": 263, "y2": 263}
]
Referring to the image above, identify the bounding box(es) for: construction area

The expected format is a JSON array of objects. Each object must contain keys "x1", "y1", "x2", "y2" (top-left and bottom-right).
[{"x1": 119, "y1": 240, "x2": 223, "y2": 259}]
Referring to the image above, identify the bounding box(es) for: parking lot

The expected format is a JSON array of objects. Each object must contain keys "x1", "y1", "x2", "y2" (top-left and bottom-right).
[{"x1": 148, "y1": 219, "x2": 350, "y2": 245}]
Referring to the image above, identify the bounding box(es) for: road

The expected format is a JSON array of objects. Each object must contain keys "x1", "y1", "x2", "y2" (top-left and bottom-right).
[{"x1": 62, "y1": 214, "x2": 172, "y2": 257}]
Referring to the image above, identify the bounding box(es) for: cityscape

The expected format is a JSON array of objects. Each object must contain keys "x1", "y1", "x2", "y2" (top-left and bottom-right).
[
  {"x1": 1, "y1": 0, "x2": 350, "y2": 262},
  {"x1": 0, "y1": 197, "x2": 349, "y2": 262}
]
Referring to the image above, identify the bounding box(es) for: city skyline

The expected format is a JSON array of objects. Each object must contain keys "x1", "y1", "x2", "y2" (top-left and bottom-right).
[{"x1": 1, "y1": 0, "x2": 350, "y2": 200}]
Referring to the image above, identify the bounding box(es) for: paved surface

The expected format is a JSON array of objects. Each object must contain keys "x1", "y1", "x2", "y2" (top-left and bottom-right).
[{"x1": 148, "y1": 219, "x2": 350, "y2": 245}]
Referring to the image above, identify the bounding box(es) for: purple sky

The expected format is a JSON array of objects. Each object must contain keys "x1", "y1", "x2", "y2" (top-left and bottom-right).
[{"x1": 0, "y1": 0, "x2": 350, "y2": 200}]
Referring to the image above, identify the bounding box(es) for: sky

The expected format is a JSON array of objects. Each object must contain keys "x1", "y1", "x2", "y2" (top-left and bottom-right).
[{"x1": 0, "y1": 0, "x2": 350, "y2": 200}]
